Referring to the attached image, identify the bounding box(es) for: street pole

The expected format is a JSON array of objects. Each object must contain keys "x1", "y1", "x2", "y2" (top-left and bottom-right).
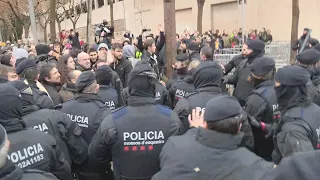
[
  {"x1": 87, "y1": 0, "x2": 92, "y2": 49},
  {"x1": 28, "y1": 0, "x2": 38, "y2": 44},
  {"x1": 241, "y1": 0, "x2": 245, "y2": 44}
]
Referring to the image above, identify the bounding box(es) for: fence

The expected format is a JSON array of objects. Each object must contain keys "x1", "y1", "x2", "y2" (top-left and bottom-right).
[{"x1": 214, "y1": 42, "x2": 291, "y2": 69}]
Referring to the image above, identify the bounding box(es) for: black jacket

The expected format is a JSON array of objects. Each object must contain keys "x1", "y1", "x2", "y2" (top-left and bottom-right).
[
  {"x1": 98, "y1": 85, "x2": 121, "y2": 110},
  {"x1": 69, "y1": 32, "x2": 81, "y2": 49},
  {"x1": 224, "y1": 54, "x2": 245, "y2": 75},
  {"x1": 121, "y1": 82, "x2": 171, "y2": 107},
  {"x1": 60, "y1": 93, "x2": 111, "y2": 144},
  {"x1": 27, "y1": 81, "x2": 54, "y2": 109},
  {"x1": 22, "y1": 107, "x2": 88, "y2": 165},
  {"x1": 141, "y1": 50, "x2": 160, "y2": 79},
  {"x1": 111, "y1": 58, "x2": 133, "y2": 88},
  {"x1": 88, "y1": 96, "x2": 182, "y2": 180},
  {"x1": 0, "y1": 161, "x2": 59, "y2": 180},
  {"x1": 153, "y1": 128, "x2": 272, "y2": 180},
  {"x1": 168, "y1": 74, "x2": 195, "y2": 108},
  {"x1": 292, "y1": 35, "x2": 310, "y2": 52},
  {"x1": 42, "y1": 83, "x2": 62, "y2": 106}
]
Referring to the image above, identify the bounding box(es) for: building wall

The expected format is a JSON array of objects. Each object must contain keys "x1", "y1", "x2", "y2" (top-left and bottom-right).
[{"x1": 30, "y1": 0, "x2": 320, "y2": 42}]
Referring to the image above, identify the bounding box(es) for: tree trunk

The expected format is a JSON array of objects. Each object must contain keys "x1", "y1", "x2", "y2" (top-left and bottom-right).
[
  {"x1": 50, "y1": 0, "x2": 57, "y2": 43},
  {"x1": 57, "y1": 20, "x2": 62, "y2": 42},
  {"x1": 163, "y1": 0, "x2": 176, "y2": 78},
  {"x1": 109, "y1": 0, "x2": 115, "y2": 38},
  {"x1": 197, "y1": 0, "x2": 205, "y2": 34},
  {"x1": 44, "y1": 25, "x2": 48, "y2": 43},
  {"x1": 72, "y1": 22, "x2": 76, "y2": 31},
  {"x1": 290, "y1": 0, "x2": 299, "y2": 64},
  {"x1": 24, "y1": 22, "x2": 31, "y2": 39},
  {"x1": 87, "y1": 0, "x2": 93, "y2": 49}
]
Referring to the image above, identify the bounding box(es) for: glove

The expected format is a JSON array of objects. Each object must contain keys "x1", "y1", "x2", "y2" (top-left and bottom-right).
[
  {"x1": 222, "y1": 76, "x2": 229, "y2": 84},
  {"x1": 248, "y1": 115, "x2": 261, "y2": 129}
]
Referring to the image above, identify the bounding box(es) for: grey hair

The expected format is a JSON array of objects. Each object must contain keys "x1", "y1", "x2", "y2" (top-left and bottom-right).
[{"x1": 82, "y1": 82, "x2": 98, "y2": 94}]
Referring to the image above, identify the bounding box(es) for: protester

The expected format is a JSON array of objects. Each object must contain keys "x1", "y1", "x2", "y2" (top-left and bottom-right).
[
  {"x1": 57, "y1": 54, "x2": 76, "y2": 86},
  {"x1": 76, "y1": 52, "x2": 91, "y2": 71},
  {"x1": 0, "y1": 64, "x2": 19, "y2": 82},
  {"x1": 89, "y1": 62, "x2": 182, "y2": 180},
  {"x1": 59, "y1": 70, "x2": 81, "y2": 102},
  {"x1": 0, "y1": 83, "x2": 72, "y2": 180},
  {"x1": 88, "y1": 47, "x2": 98, "y2": 67},
  {"x1": 39, "y1": 63, "x2": 63, "y2": 106}
]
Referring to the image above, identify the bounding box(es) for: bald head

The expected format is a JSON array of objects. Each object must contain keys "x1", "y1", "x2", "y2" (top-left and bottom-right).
[
  {"x1": 200, "y1": 46, "x2": 213, "y2": 60},
  {"x1": 68, "y1": 70, "x2": 82, "y2": 84},
  {"x1": 77, "y1": 52, "x2": 91, "y2": 70}
]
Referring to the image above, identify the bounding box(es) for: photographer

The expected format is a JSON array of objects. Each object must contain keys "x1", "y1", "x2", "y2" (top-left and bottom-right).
[
  {"x1": 68, "y1": 29, "x2": 81, "y2": 50},
  {"x1": 95, "y1": 20, "x2": 114, "y2": 49}
]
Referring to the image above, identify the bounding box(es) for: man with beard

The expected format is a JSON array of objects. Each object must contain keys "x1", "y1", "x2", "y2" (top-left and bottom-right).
[
  {"x1": 295, "y1": 49, "x2": 320, "y2": 106},
  {"x1": 244, "y1": 57, "x2": 280, "y2": 161},
  {"x1": 224, "y1": 39, "x2": 265, "y2": 106},
  {"x1": 109, "y1": 43, "x2": 133, "y2": 88},
  {"x1": 292, "y1": 28, "x2": 311, "y2": 52},
  {"x1": 39, "y1": 63, "x2": 63, "y2": 106},
  {"x1": 76, "y1": 52, "x2": 92, "y2": 71},
  {"x1": 272, "y1": 65, "x2": 320, "y2": 164}
]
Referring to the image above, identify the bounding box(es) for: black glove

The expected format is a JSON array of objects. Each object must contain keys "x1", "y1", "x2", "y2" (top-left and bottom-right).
[{"x1": 248, "y1": 115, "x2": 261, "y2": 129}]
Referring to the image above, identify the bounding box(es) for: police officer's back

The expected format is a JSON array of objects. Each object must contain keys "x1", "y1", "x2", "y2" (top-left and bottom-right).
[
  {"x1": 88, "y1": 62, "x2": 182, "y2": 180},
  {"x1": 95, "y1": 65, "x2": 121, "y2": 110},
  {"x1": 296, "y1": 49, "x2": 320, "y2": 106},
  {"x1": 0, "y1": 84, "x2": 71, "y2": 180},
  {"x1": 0, "y1": 124, "x2": 60, "y2": 180},
  {"x1": 272, "y1": 65, "x2": 320, "y2": 164},
  {"x1": 244, "y1": 57, "x2": 280, "y2": 161},
  {"x1": 224, "y1": 40, "x2": 265, "y2": 106},
  {"x1": 153, "y1": 96, "x2": 272, "y2": 180},
  {"x1": 9, "y1": 80, "x2": 88, "y2": 166},
  {"x1": 15, "y1": 59, "x2": 54, "y2": 109}
]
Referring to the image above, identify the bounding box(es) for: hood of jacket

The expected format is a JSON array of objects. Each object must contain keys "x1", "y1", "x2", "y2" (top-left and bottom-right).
[
  {"x1": 123, "y1": 45, "x2": 135, "y2": 59},
  {"x1": 193, "y1": 61, "x2": 222, "y2": 89}
]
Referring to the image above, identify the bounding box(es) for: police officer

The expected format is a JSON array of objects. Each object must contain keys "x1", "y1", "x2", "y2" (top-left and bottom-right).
[
  {"x1": 166, "y1": 53, "x2": 190, "y2": 90},
  {"x1": 173, "y1": 61, "x2": 254, "y2": 150},
  {"x1": 0, "y1": 124, "x2": 60, "y2": 180},
  {"x1": 168, "y1": 60, "x2": 199, "y2": 108},
  {"x1": 187, "y1": 42, "x2": 201, "y2": 61},
  {"x1": 121, "y1": 69, "x2": 171, "y2": 107},
  {"x1": 60, "y1": 71, "x2": 112, "y2": 179},
  {"x1": 88, "y1": 62, "x2": 182, "y2": 180},
  {"x1": 224, "y1": 39, "x2": 265, "y2": 106},
  {"x1": 272, "y1": 65, "x2": 320, "y2": 164},
  {"x1": 9, "y1": 80, "x2": 88, "y2": 166},
  {"x1": 244, "y1": 57, "x2": 279, "y2": 161},
  {"x1": 0, "y1": 83, "x2": 71, "y2": 180},
  {"x1": 296, "y1": 49, "x2": 320, "y2": 106},
  {"x1": 95, "y1": 65, "x2": 121, "y2": 110},
  {"x1": 15, "y1": 59, "x2": 54, "y2": 109},
  {"x1": 153, "y1": 96, "x2": 271, "y2": 180}
]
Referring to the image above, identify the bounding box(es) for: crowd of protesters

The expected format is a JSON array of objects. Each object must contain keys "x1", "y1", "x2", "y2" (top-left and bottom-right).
[{"x1": 1, "y1": 24, "x2": 320, "y2": 180}]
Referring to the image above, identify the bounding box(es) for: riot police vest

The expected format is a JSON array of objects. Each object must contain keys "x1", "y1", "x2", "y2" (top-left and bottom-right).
[
  {"x1": 186, "y1": 89, "x2": 222, "y2": 113},
  {"x1": 111, "y1": 105, "x2": 175, "y2": 179},
  {"x1": 278, "y1": 104, "x2": 320, "y2": 150},
  {"x1": 22, "y1": 109, "x2": 71, "y2": 164},
  {"x1": 173, "y1": 80, "x2": 195, "y2": 107},
  {"x1": 7, "y1": 129, "x2": 53, "y2": 171},
  {"x1": 61, "y1": 99, "x2": 107, "y2": 143},
  {"x1": 252, "y1": 85, "x2": 280, "y2": 124},
  {"x1": 98, "y1": 88, "x2": 119, "y2": 110}
]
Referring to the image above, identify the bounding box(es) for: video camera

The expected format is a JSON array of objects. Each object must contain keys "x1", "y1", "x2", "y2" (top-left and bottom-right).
[{"x1": 95, "y1": 20, "x2": 114, "y2": 37}]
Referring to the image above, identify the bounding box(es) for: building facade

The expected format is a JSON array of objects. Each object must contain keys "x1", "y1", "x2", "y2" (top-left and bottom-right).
[{"x1": 50, "y1": 0, "x2": 320, "y2": 42}]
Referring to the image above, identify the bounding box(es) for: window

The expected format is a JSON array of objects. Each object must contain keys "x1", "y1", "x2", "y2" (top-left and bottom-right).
[
  {"x1": 81, "y1": 2, "x2": 87, "y2": 13},
  {"x1": 107, "y1": 0, "x2": 115, "y2": 5},
  {"x1": 97, "y1": 0, "x2": 104, "y2": 8},
  {"x1": 92, "y1": 0, "x2": 95, "y2": 9},
  {"x1": 76, "y1": 4, "x2": 81, "y2": 14}
]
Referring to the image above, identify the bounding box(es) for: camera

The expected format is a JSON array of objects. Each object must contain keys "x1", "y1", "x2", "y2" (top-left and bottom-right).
[
  {"x1": 94, "y1": 20, "x2": 114, "y2": 37},
  {"x1": 142, "y1": 28, "x2": 151, "y2": 33}
]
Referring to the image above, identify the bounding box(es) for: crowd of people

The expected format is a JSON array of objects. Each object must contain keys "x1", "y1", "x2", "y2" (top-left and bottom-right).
[{"x1": 0, "y1": 25, "x2": 319, "y2": 180}]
